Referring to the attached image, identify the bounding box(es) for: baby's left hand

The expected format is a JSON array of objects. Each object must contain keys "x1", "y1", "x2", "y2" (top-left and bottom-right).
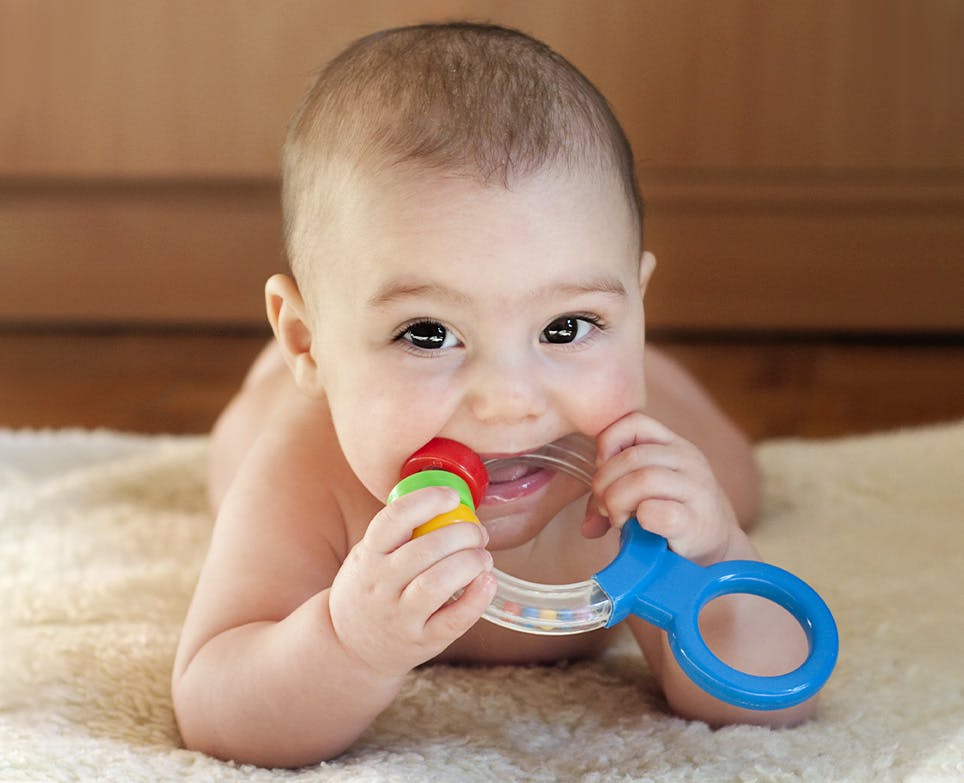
[{"x1": 583, "y1": 412, "x2": 741, "y2": 565}]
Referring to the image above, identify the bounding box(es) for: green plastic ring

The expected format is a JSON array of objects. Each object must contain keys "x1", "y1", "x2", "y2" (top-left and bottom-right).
[{"x1": 386, "y1": 470, "x2": 476, "y2": 510}]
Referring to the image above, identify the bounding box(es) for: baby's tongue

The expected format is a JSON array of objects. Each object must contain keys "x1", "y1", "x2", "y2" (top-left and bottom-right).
[{"x1": 487, "y1": 463, "x2": 541, "y2": 484}]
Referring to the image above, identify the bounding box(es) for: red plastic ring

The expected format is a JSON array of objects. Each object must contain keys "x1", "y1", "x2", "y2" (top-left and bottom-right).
[{"x1": 399, "y1": 438, "x2": 489, "y2": 507}]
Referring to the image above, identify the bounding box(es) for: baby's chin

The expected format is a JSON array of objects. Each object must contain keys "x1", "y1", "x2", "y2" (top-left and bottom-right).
[
  {"x1": 478, "y1": 470, "x2": 588, "y2": 551},
  {"x1": 477, "y1": 509, "x2": 551, "y2": 551}
]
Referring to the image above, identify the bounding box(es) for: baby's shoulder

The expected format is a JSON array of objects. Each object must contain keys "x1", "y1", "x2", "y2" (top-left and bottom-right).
[{"x1": 224, "y1": 394, "x2": 373, "y2": 558}]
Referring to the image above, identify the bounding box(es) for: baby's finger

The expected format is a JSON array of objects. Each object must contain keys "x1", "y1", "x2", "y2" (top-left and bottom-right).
[
  {"x1": 592, "y1": 442, "x2": 688, "y2": 498},
  {"x1": 596, "y1": 466, "x2": 690, "y2": 528},
  {"x1": 367, "y1": 486, "x2": 461, "y2": 554},
  {"x1": 399, "y1": 521, "x2": 489, "y2": 576},
  {"x1": 424, "y1": 571, "x2": 497, "y2": 641},
  {"x1": 595, "y1": 411, "x2": 676, "y2": 464},
  {"x1": 400, "y1": 547, "x2": 494, "y2": 617},
  {"x1": 581, "y1": 498, "x2": 611, "y2": 539},
  {"x1": 633, "y1": 497, "x2": 691, "y2": 543}
]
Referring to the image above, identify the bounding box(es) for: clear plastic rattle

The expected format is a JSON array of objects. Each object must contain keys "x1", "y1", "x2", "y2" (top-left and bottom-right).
[{"x1": 387, "y1": 436, "x2": 839, "y2": 711}]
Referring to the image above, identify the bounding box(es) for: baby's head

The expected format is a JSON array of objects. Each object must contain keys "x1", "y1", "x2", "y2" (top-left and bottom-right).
[
  {"x1": 281, "y1": 21, "x2": 644, "y2": 291},
  {"x1": 270, "y1": 22, "x2": 655, "y2": 514}
]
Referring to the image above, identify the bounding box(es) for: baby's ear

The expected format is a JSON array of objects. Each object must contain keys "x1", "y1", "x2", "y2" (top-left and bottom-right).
[
  {"x1": 265, "y1": 274, "x2": 325, "y2": 398},
  {"x1": 638, "y1": 251, "x2": 657, "y2": 299}
]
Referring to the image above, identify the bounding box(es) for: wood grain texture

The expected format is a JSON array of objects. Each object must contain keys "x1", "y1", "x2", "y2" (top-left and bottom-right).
[
  {"x1": 2, "y1": 0, "x2": 960, "y2": 176},
  {"x1": 1, "y1": 333, "x2": 961, "y2": 440},
  {"x1": 3, "y1": 176, "x2": 960, "y2": 330},
  {"x1": 1, "y1": 1, "x2": 961, "y2": 330},
  {"x1": 1, "y1": 181, "x2": 283, "y2": 324}
]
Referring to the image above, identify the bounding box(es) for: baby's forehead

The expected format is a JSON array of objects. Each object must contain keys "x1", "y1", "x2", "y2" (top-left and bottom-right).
[
  {"x1": 346, "y1": 159, "x2": 632, "y2": 237},
  {"x1": 339, "y1": 157, "x2": 634, "y2": 231},
  {"x1": 303, "y1": 163, "x2": 639, "y2": 302}
]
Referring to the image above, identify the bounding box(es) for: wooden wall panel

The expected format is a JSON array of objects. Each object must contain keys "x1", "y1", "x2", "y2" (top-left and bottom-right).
[
  {"x1": 1, "y1": 182, "x2": 282, "y2": 324},
  {"x1": 643, "y1": 176, "x2": 964, "y2": 330},
  {"x1": 4, "y1": 176, "x2": 960, "y2": 330},
  {"x1": 2, "y1": 0, "x2": 961, "y2": 176},
  {"x1": 1, "y1": 0, "x2": 961, "y2": 330}
]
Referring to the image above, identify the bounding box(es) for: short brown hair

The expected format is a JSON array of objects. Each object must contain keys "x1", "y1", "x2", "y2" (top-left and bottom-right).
[{"x1": 283, "y1": 22, "x2": 643, "y2": 281}]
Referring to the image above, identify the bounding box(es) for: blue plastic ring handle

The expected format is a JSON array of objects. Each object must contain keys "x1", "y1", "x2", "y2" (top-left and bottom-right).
[
  {"x1": 593, "y1": 518, "x2": 839, "y2": 710},
  {"x1": 477, "y1": 435, "x2": 838, "y2": 710}
]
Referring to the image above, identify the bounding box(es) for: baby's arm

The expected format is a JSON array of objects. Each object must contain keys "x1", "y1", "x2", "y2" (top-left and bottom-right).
[
  {"x1": 172, "y1": 418, "x2": 494, "y2": 767},
  {"x1": 643, "y1": 346, "x2": 760, "y2": 529},
  {"x1": 585, "y1": 412, "x2": 816, "y2": 727}
]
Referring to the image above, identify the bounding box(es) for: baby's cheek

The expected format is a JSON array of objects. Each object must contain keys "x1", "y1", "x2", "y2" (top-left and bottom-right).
[
  {"x1": 582, "y1": 367, "x2": 646, "y2": 436},
  {"x1": 327, "y1": 413, "x2": 399, "y2": 502}
]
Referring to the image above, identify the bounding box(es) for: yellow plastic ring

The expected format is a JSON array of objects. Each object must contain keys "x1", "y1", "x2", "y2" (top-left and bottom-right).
[{"x1": 411, "y1": 503, "x2": 481, "y2": 538}]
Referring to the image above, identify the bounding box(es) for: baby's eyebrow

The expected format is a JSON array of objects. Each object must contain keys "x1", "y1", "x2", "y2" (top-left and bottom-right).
[
  {"x1": 367, "y1": 275, "x2": 627, "y2": 309},
  {"x1": 367, "y1": 281, "x2": 472, "y2": 309},
  {"x1": 541, "y1": 277, "x2": 627, "y2": 300}
]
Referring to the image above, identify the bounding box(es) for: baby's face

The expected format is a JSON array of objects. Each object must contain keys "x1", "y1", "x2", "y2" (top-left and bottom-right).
[{"x1": 304, "y1": 164, "x2": 649, "y2": 548}]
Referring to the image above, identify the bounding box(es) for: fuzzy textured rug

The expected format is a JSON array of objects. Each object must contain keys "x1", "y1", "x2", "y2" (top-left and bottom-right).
[{"x1": 1, "y1": 423, "x2": 962, "y2": 782}]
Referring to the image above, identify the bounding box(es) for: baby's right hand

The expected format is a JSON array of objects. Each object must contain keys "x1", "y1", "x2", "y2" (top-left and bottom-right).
[{"x1": 327, "y1": 486, "x2": 496, "y2": 678}]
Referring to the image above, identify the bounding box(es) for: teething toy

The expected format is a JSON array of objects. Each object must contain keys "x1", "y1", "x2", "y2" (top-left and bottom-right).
[
  {"x1": 388, "y1": 436, "x2": 839, "y2": 710},
  {"x1": 387, "y1": 439, "x2": 488, "y2": 538}
]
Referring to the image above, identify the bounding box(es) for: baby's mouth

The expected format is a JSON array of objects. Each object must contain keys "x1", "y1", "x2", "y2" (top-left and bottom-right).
[
  {"x1": 482, "y1": 460, "x2": 554, "y2": 504},
  {"x1": 479, "y1": 434, "x2": 596, "y2": 507},
  {"x1": 487, "y1": 461, "x2": 541, "y2": 484}
]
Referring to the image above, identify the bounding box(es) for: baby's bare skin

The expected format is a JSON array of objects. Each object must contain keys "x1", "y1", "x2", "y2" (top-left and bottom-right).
[
  {"x1": 175, "y1": 345, "x2": 789, "y2": 756},
  {"x1": 172, "y1": 169, "x2": 811, "y2": 767},
  {"x1": 168, "y1": 21, "x2": 821, "y2": 766},
  {"x1": 206, "y1": 341, "x2": 747, "y2": 668}
]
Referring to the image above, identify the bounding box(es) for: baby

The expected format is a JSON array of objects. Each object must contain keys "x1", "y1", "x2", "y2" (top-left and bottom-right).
[{"x1": 172, "y1": 22, "x2": 812, "y2": 767}]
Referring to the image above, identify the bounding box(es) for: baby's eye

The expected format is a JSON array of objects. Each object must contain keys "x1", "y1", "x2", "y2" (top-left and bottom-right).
[
  {"x1": 541, "y1": 316, "x2": 597, "y2": 344},
  {"x1": 397, "y1": 320, "x2": 459, "y2": 351}
]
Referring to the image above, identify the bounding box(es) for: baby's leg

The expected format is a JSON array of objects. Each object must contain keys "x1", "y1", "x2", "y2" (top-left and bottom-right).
[
  {"x1": 208, "y1": 341, "x2": 293, "y2": 512},
  {"x1": 645, "y1": 346, "x2": 761, "y2": 528}
]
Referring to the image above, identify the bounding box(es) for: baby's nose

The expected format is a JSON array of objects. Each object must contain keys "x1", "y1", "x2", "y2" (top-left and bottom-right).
[{"x1": 466, "y1": 353, "x2": 548, "y2": 424}]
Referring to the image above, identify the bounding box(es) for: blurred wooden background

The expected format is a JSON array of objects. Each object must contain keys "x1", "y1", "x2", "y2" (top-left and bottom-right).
[
  {"x1": 1, "y1": 1, "x2": 962, "y2": 438},
  {"x1": 2, "y1": 0, "x2": 962, "y2": 331}
]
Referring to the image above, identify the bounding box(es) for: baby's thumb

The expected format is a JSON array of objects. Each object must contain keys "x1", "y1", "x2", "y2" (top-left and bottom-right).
[{"x1": 581, "y1": 496, "x2": 611, "y2": 539}]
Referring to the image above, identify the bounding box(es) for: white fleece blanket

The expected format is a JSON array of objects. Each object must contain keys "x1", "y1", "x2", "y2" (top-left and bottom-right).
[{"x1": 1, "y1": 424, "x2": 962, "y2": 782}]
